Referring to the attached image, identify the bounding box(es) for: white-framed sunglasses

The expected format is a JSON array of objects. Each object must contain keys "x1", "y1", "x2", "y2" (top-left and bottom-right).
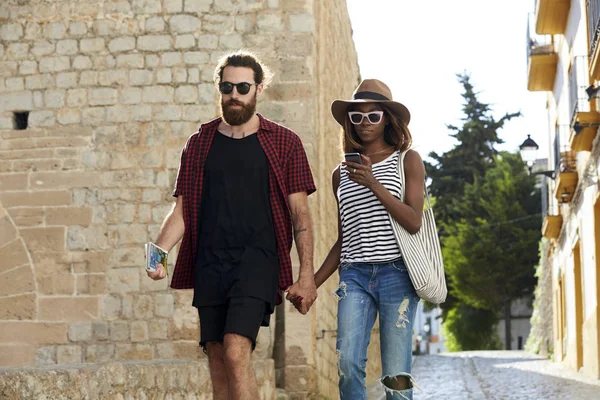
[{"x1": 348, "y1": 111, "x2": 384, "y2": 125}]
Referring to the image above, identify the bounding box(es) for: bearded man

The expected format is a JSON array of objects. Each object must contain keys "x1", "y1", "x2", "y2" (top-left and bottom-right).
[{"x1": 146, "y1": 50, "x2": 317, "y2": 400}]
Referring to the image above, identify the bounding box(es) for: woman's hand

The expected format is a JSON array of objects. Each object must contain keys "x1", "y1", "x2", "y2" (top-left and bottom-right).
[{"x1": 343, "y1": 154, "x2": 379, "y2": 189}]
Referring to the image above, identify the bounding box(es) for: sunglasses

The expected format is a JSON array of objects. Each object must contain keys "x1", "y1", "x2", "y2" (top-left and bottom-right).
[
  {"x1": 348, "y1": 111, "x2": 384, "y2": 125},
  {"x1": 219, "y1": 81, "x2": 257, "y2": 95}
]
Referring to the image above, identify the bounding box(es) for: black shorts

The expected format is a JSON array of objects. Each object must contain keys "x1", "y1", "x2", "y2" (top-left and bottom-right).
[{"x1": 198, "y1": 296, "x2": 271, "y2": 352}]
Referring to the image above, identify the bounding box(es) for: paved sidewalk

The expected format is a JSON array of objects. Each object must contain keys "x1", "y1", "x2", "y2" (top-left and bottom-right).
[{"x1": 410, "y1": 351, "x2": 600, "y2": 399}]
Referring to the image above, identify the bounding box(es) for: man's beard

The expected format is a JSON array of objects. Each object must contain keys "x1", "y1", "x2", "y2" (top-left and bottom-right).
[{"x1": 220, "y1": 94, "x2": 257, "y2": 126}]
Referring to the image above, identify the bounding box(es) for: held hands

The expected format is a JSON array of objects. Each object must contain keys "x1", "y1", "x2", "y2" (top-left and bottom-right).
[
  {"x1": 285, "y1": 276, "x2": 317, "y2": 315},
  {"x1": 343, "y1": 154, "x2": 378, "y2": 189}
]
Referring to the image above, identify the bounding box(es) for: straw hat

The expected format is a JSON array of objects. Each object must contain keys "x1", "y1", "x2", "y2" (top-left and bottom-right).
[{"x1": 331, "y1": 79, "x2": 411, "y2": 126}]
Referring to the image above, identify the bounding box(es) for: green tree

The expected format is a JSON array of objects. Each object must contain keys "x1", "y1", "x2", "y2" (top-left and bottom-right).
[
  {"x1": 443, "y1": 303, "x2": 502, "y2": 351},
  {"x1": 443, "y1": 152, "x2": 541, "y2": 348}
]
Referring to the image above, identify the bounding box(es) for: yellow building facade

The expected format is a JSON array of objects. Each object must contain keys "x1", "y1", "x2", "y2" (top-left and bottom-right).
[{"x1": 528, "y1": 0, "x2": 600, "y2": 379}]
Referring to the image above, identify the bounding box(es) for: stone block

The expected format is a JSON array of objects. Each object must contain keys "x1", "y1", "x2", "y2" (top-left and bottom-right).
[
  {"x1": 0, "y1": 265, "x2": 34, "y2": 297},
  {"x1": 94, "y1": 54, "x2": 116, "y2": 70},
  {"x1": 7, "y1": 43, "x2": 29, "y2": 59},
  {"x1": 35, "y1": 346, "x2": 57, "y2": 365},
  {"x1": 5, "y1": 77, "x2": 24, "y2": 91},
  {"x1": 38, "y1": 297, "x2": 99, "y2": 321},
  {"x1": 0, "y1": 293, "x2": 36, "y2": 320},
  {"x1": 133, "y1": 0, "x2": 162, "y2": 13},
  {"x1": 85, "y1": 344, "x2": 115, "y2": 363},
  {"x1": 129, "y1": 69, "x2": 153, "y2": 86},
  {"x1": 92, "y1": 20, "x2": 116, "y2": 36},
  {"x1": 81, "y1": 107, "x2": 105, "y2": 125},
  {"x1": 9, "y1": 207, "x2": 44, "y2": 226},
  {"x1": 169, "y1": 15, "x2": 201, "y2": 34},
  {"x1": 137, "y1": 35, "x2": 173, "y2": 51},
  {"x1": 19, "y1": 226, "x2": 65, "y2": 252},
  {"x1": 92, "y1": 321, "x2": 110, "y2": 341},
  {"x1": 0, "y1": 61, "x2": 17, "y2": 78},
  {"x1": 39, "y1": 56, "x2": 70, "y2": 73},
  {"x1": 0, "y1": 23, "x2": 23, "y2": 41},
  {"x1": 175, "y1": 34, "x2": 195, "y2": 49},
  {"x1": 30, "y1": 171, "x2": 101, "y2": 190},
  {"x1": 187, "y1": 68, "x2": 200, "y2": 83},
  {"x1": 68, "y1": 322, "x2": 92, "y2": 342},
  {"x1": 235, "y1": 15, "x2": 255, "y2": 32},
  {"x1": 46, "y1": 207, "x2": 93, "y2": 226},
  {"x1": 30, "y1": 40, "x2": 54, "y2": 58},
  {"x1": 156, "y1": 68, "x2": 172, "y2": 83},
  {"x1": 257, "y1": 14, "x2": 283, "y2": 31},
  {"x1": 0, "y1": 190, "x2": 71, "y2": 208},
  {"x1": 133, "y1": 295, "x2": 154, "y2": 319},
  {"x1": 173, "y1": 67, "x2": 187, "y2": 83},
  {"x1": 202, "y1": 15, "x2": 234, "y2": 33},
  {"x1": 56, "y1": 39, "x2": 78, "y2": 55},
  {"x1": 69, "y1": 22, "x2": 88, "y2": 37},
  {"x1": 0, "y1": 172, "x2": 28, "y2": 191},
  {"x1": 67, "y1": 89, "x2": 87, "y2": 108},
  {"x1": 0, "y1": 239, "x2": 29, "y2": 273},
  {"x1": 19, "y1": 60, "x2": 37, "y2": 75},
  {"x1": 24, "y1": 22, "x2": 42, "y2": 40},
  {"x1": 44, "y1": 89, "x2": 66, "y2": 108},
  {"x1": 116, "y1": 343, "x2": 154, "y2": 360},
  {"x1": 106, "y1": 268, "x2": 140, "y2": 293},
  {"x1": 110, "y1": 321, "x2": 130, "y2": 341},
  {"x1": 143, "y1": 86, "x2": 174, "y2": 103},
  {"x1": 56, "y1": 72, "x2": 78, "y2": 88},
  {"x1": 184, "y1": 0, "x2": 212, "y2": 13},
  {"x1": 43, "y1": 22, "x2": 66, "y2": 39},
  {"x1": 106, "y1": 106, "x2": 130, "y2": 123},
  {"x1": 130, "y1": 321, "x2": 149, "y2": 342},
  {"x1": 88, "y1": 88, "x2": 117, "y2": 106},
  {"x1": 184, "y1": 51, "x2": 209, "y2": 65},
  {"x1": 25, "y1": 74, "x2": 53, "y2": 90},
  {"x1": 0, "y1": 91, "x2": 32, "y2": 112},
  {"x1": 161, "y1": 52, "x2": 182, "y2": 67},
  {"x1": 76, "y1": 274, "x2": 106, "y2": 295},
  {"x1": 197, "y1": 34, "x2": 219, "y2": 49},
  {"x1": 154, "y1": 294, "x2": 175, "y2": 318},
  {"x1": 73, "y1": 55, "x2": 92, "y2": 70},
  {"x1": 131, "y1": 105, "x2": 152, "y2": 121},
  {"x1": 219, "y1": 34, "x2": 244, "y2": 49},
  {"x1": 80, "y1": 71, "x2": 98, "y2": 86},
  {"x1": 80, "y1": 38, "x2": 106, "y2": 53},
  {"x1": 99, "y1": 70, "x2": 128, "y2": 86},
  {"x1": 28, "y1": 110, "x2": 55, "y2": 127},
  {"x1": 145, "y1": 16, "x2": 166, "y2": 33},
  {"x1": 119, "y1": 87, "x2": 142, "y2": 104},
  {"x1": 146, "y1": 54, "x2": 160, "y2": 68},
  {"x1": 0, "y1": 321, "x2": 67, "y2": 344},
  {"x1": 165, "y1": 0, "x2": 183, "y2": 13},
  {"x1": 0, "y1": 344, "x2": 34, "y2": 367},
  {"x1": 149, "y1": 319, "x2": 169, "y2": 340},
  {"x1": 57, "y1": 345, "x2": 82, "y2": 365},
  {"x1": 102, "y1": 295, "x2": 121, "y2": 320},
  {"x1": 154, "y1": 105, "x2": 181, "y2": 121},
  {"x1": 109, "y1": 37, "x2": 136, "y2": 53},
  {"x1": 174, "y1": 86, "x2": 198, "y2": 103}
]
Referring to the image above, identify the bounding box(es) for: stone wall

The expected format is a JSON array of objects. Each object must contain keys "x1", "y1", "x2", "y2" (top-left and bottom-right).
[
  {"x1": 0, "y1": 359, "x2": 275, "y2": 399},
  {"x1": 0, "y1": 0, "x2": 364, "y2": 398}
]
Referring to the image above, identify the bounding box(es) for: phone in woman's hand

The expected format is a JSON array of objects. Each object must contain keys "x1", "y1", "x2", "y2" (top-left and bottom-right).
[{"x1": 344, "y1": 152, "x2": 362, "y2": 164}]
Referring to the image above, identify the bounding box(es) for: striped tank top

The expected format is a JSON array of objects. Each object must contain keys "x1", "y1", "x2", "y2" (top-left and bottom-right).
[{"x1": 337, "y1": 151, "x2": 402, "y2": 263}]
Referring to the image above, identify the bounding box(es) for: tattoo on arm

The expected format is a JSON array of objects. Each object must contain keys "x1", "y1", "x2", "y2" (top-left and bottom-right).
[{"x1": 294, "y1": 227, "x2": 308, "y2": 237}]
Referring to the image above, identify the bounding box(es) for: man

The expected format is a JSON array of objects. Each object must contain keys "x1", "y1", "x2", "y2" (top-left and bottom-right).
[{"x1": 146, "y1": 50, "x2": 318, "y2": 400}]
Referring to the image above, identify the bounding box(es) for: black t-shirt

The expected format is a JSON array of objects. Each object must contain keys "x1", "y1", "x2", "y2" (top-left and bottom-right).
[{"x1": 193, "y1": 132, "x2": 279, "y2": 310}]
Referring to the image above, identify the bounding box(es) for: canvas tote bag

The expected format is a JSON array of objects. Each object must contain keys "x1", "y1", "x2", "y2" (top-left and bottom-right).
[{"x1": 388, "y1": 150, "x2": 447, "y2": 304}]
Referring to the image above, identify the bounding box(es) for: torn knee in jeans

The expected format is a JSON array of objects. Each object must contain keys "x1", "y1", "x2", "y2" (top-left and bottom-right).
[
  {"x1": 333, "y1": 281, "x2": 347, "y2": 300},
  {"x1": 395, "y1": 297, "x2": 411, "y2": 328},
  {"x1": 336, "y1": 349, "x2": 345, "y2": 377},
  {"x1": 381, "y1": 373, "x2": 417, "y2": 400}
]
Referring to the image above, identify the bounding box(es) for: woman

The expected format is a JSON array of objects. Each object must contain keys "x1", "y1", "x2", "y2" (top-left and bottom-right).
[{"x1": 315, "y1": 79, "x2": 425, "y2": 400}]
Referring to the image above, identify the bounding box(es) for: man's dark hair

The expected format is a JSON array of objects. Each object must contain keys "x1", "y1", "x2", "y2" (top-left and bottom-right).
[{"x1": 213, "y1": 50, "x2": 273, "y2": 87}]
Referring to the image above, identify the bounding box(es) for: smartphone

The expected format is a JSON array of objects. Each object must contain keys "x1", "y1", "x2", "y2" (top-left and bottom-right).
[{"x1": 344, "y1": 152, "x2": 362, "y2": 164}]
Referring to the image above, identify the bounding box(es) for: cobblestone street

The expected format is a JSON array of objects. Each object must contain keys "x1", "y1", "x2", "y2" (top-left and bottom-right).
[{"x1": 369, "y1": 351, "x2": 600, "y2": 399}]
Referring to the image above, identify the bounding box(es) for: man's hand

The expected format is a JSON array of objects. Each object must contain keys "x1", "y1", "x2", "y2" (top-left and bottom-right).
[
  {"x1": 285, "y1": 277, "x2": 317, "y2": 315},
  {"x1": 146, "y1": 263, "x2": 167, "y2": 280}
]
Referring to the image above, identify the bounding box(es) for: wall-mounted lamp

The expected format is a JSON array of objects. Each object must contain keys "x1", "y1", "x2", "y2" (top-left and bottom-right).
[
  {"x1": 519, "y1": 135, "x2": 556, "y2": 178},
  {"x1": 572, "y1": 121, "x2": 600, "y2": 135},
  {"x1": 585, "y1": 84, "x2": 600, "y2": 100}
]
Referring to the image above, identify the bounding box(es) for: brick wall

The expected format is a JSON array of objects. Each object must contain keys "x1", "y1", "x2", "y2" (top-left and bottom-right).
[{"x1": 0, "y1": 0, "x2": 368, "y2": 398}]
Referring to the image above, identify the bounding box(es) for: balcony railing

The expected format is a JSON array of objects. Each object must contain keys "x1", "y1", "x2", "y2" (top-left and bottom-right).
[
  {"x1": 527, "y1": 13, "x2": 558, "y2": 91},
  {"x1": 569, "y1": 56, "x2": 591, "y2": 123},
  {"x1": 554, "y1": 125, "x2": 577, "y2": 175},
  {"x1": 588, "y1": 0, "x2": 600, "y2": 56}
]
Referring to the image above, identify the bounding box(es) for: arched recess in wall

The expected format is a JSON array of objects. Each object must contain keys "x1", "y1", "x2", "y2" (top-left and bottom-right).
[{"x1": 0, "y1": 201, "x2": 37, "y2": 320}]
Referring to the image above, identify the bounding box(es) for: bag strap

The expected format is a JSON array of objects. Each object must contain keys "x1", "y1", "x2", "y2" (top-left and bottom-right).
[{"x1": 397, "y1": 150, "x2": 432, "y2": 209}]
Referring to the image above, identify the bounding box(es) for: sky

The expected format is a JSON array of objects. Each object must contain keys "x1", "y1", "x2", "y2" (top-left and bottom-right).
[{"x1": 346, "y1": 0, "x2": 549, "y2": 163}]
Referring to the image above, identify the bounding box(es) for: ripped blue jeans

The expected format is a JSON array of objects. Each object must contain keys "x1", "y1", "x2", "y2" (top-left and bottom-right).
[{"x1": 335, "y1": 258, "x2": 419, "y2": 400}]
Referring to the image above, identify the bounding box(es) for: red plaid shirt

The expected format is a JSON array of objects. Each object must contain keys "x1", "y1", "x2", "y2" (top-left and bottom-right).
[{"x1": 170, "y1": 114, "x2": 316, "y2": 304}]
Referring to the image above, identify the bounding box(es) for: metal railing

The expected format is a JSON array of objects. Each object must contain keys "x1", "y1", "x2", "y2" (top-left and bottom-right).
[
  {"x1": 587, "y1": 0, "x2": 600, "y2": 56},
  {"x1": 553, "y1": 125, "x2": 577, "y2": 175},
  {"x1": 568, "y1": 56, "x2": 591, "y2": 124},
  {"x1": 526, "y1": 13, "x2": 555, "y2": 72}
]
